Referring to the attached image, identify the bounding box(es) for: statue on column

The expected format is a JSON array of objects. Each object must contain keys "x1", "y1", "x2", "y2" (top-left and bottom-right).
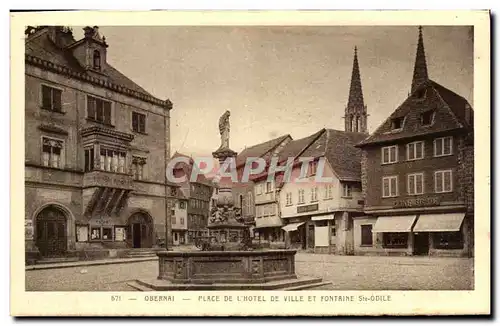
[{"x1": 218, "y1": 110, "x2": 231, "y2": 150}]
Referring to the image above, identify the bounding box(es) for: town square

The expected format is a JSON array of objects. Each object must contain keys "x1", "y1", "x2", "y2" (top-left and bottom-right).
[{"x1": 22, "y1": 22, "x2": 475, "y2": 292}]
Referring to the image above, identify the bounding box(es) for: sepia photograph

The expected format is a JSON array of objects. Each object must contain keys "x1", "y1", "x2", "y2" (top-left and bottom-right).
[{"x1": 10, "y1": 10, "x2": 490, "y2": 316}]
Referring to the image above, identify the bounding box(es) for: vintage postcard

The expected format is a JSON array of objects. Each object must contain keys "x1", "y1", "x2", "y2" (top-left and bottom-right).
[{"x1": 10, "y1": 10, "x2": 490, "y2": 316}]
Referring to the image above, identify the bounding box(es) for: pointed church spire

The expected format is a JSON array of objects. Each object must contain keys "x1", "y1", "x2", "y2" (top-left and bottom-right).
[
  {"x1": 411, "y1": 26, "x2": 429, "y2": 93},
  {"x1": 345, "y1": 46, "x2": 367, "y2": 133},
  {"x1": 347, "y1": 46, "x2": 365, "y2": 109}
]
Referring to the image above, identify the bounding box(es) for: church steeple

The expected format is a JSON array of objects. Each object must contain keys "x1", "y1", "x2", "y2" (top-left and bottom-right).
[
  {"x1": 411, "y1": 26, "x2": 429, "y2": 93},
  {"x1": 345, "y1": 46, "x2": 368, "y2": 133}
]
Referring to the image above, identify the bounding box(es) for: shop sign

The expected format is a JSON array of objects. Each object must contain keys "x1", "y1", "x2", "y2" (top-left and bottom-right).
[
  {"x1": 92, "y1": 217, "x2": 113, "y2": 226},
  {"x1": 393, "y1": 196, "x2": 440, "y2": 209},
  {"x1": 297, "y1": 204, "x2": 319, "y2": 214}
]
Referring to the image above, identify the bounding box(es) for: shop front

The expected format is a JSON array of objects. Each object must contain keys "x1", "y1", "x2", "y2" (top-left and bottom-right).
[
  {"x1": 353, "y1": 212, "x2": 471, "y2": 257},
  {"x1": 172, "y1": 230, "x2": 186, "y2": 246},
  {"x1": 412, "y1": 212, "x2": 470, "y2": 257},
  {"x1": 253, "y1": 226, "x2": 285, "y2": 249},
  {"x1": 311, "y1": 214, "x2": 336, "y2": 254},
  {"x1": 282, "y1": 220, "x2": 307, "y2": 250}
]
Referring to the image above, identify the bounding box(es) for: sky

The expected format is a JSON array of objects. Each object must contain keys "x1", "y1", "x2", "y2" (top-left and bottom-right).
[{"x1": 86, "y1": 26, "x2": 473, "y2": 157}]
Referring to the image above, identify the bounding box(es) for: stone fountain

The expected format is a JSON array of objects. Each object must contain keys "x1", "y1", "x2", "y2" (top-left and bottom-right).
[{"x1": 129, "y1": 111, "x2": 329, "y2": 290}]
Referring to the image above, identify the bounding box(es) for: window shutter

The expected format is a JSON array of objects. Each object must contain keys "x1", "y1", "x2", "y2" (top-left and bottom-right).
[
  {"x1": 383, "y1": 148, "x2": 389, "y2": 163},
  {"x1": 416, "y1": 174, "x2": 423, "y2": 194},
  {"x1": 103, "y1": 101, "x2": 112, "y2": 124},
  {"x1": 132, "y1": 113, "x2": 138, "y2": 131},
  {"x1": 41, "y1": 85, "x2": 52, "y2": 109},
  {"x1": 390, "y1": 177, "x2": 397, "y2": 196},
  {"x1": 408, "y1": 143, "x2": 414, "y2": 160},
  {"x1": 139, "y1": 114, "x2": 146, "y2": 132},
  {"x1": 436, "y1": 172, "x2": 443, "y2": 192},
  {"x1": 435, "y1": 139, "x2": 443, "y2": 156},
  {"x1": 408, "y1": 175, "x2": 415, "y2": 194},
  {"x1": 53, "y1": 89, "x2": 62, "y2": 111},
  {"x1": 87, "y1": 97, "x2": 96, "y2": 119},
  {"x1": 444, "y1": 137, "x2": 452, "y2": 154},
  {"x1": 444, "y1": 171, "x2": 452, "y2": 191}
]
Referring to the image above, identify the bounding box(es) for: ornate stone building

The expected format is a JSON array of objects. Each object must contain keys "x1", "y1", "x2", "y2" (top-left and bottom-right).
[{"x1": 24, "y1": 26, "x2": 175, "y2": 262}]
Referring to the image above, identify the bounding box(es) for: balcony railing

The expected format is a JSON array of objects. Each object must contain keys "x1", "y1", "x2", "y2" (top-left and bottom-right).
[{"x1": 83, "y1": 170, "x2": 134, "y2": 190}]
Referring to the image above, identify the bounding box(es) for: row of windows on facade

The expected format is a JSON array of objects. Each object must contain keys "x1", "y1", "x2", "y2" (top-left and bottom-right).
[
  {"x1": 382, "y1": 169, "x2": 453, "y2": 197},
  {"x1": 190, "y1": 198, "x2": 208, "y2": 210},
  {"x1": 254, "y1": 162, "x2": 320, "y2": 196},
  {"x1": 42, "y1": 137, "x2": 146, "y2": 180},
  {"x1": 390, "y1": 105, "x2": 435, "y2": 131},
  {"x1": 171, "y1": 215, "x2": 185, "y2": 226},
  {"x1": 190, "y1": 184, "x2": 211, "y2": 197},
  {"x1": 359, "y1": 224, "x2": 463, "y2": 249},
  {"x1": 382, "y1": 136, "x2": 453, "y2": 164},
  {"x1": 188, "y1": 214, "x2": 207, "y2": 226},
  {"x1": 41, "y1": 85, "x2": 147, "y2": 133},
  {"x1": 285, "y1": 184, "x2": 352, "y2": 206},
  {"x1": 255, "y1": 203, "x2": 277, "y2": 218}
]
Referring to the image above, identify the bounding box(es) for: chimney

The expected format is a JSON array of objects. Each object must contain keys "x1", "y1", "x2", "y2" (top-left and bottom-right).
[{"x1": 45, "y1": 26, "x2": 75, "y2": 48}]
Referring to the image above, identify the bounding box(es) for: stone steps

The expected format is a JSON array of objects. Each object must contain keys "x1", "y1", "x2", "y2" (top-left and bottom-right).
[
  {"x1": 128, "y1": 277, "x2": 330, "y2": 291},
  {"x1": 35, "y1": 257, "x2": 80, "y2": 265},
  {"x1": 124, "y1": 249, "x2": 158, "y2": 258}
]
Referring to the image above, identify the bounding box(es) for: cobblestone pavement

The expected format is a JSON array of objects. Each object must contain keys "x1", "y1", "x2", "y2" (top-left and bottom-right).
[{"x1": 25, "y1": 253, "x2": 473, "y2": 291}]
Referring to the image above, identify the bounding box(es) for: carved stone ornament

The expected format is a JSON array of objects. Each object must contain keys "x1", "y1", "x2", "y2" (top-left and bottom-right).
[{"x1": 218, "y1": 110, "x2": 231, "y2": 150}]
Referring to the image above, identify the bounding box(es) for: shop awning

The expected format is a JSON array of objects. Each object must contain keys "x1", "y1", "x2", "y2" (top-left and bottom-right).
[
  {"x1": 282, "y1": 222, "x2": 305, "y2": 232},
  {"x1": 413, "y1": 213, "x2": 465, "y2": 232},
  {"x1": 372, "y1": 215, "x2": 417, "y2": 233},
  {"x1": 311, "y1": 214, "x2": 335, "y2": 221}
]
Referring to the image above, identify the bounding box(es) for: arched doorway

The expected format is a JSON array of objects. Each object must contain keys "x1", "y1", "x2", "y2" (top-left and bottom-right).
[
  {"x1": 128, "y1": 212, "x2": 154, "y2": 248},
  {"x1": 35, "y1": 206, "x2": 67, "y2": 257}
]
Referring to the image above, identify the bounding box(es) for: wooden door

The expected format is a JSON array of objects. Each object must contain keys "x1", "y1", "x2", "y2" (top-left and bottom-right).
[{"x1": 36, "y1": 207, "x2": 67, "y2": 257}]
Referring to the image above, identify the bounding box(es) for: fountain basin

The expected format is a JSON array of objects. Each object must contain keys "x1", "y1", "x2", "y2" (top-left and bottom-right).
[{"x1": 157, "y1": 250, "x2": 297, "y2": 284}]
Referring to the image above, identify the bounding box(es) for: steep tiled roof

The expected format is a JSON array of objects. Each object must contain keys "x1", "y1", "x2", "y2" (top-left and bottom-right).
[
  {"x1": 357, "y1": 79, "x2": 473, "y2": 147},
  {"x1": 253, "y1": 129, "x2": 326, "y2": 183},
  {"x1": 236, "y1": 134, "x2": 291, "y2": 168},
  {"x1": 277, "y1": 129, "x2": 325, "y2": 164},
  {"x1": 301, "y1": 129, "x2": 367, "y2": 182},
  {"x1": 25, "y1": 28, "x2": 168, "y2": 106}
]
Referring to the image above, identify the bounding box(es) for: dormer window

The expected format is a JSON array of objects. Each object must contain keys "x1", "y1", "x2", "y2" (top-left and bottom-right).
[
  {"x1": 391, "y1": 117, "x2": 404, "y2": 130},
  {"x1": 93, "y1": 50, "x2": 101, "y2": 70},
  {"x1": 421, "y1": 110, "x2": 435, "y2": 126}
]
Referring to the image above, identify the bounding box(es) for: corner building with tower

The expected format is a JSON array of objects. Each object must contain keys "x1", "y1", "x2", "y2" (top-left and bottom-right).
[{"x1": 24, "y1": 26, "x2": 176, "y2": 263}]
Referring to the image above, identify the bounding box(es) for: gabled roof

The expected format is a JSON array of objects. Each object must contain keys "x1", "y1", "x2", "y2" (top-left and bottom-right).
[
  {"x1": 25, "y1": 27, "x2": 169, "y2": 107},
  {"x1": 301, "y1": 129, "x2": 367, "y2": 182},
  {"x1": 236, "y1": 134, "x2": 291, "y2": 168},
  {"x1": 357, "y1": 79, "x2": 473, "y2": 147},
  {"x1": 251, "y1": 129, "x2": 325, "y2": 183},
  {"x1": 277, "y1": 129, "x2": 325, "y2": 164}
]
